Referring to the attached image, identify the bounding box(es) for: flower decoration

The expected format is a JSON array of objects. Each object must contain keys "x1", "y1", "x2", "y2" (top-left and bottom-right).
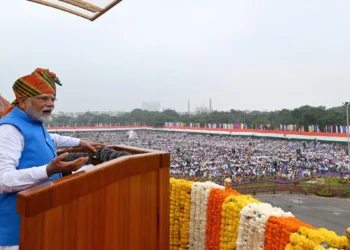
[
  {"x1": 286, "y1": 227, "x2": 348, "y2": 250},
  {"x1": 220, "y1": 195, "x2": 259, "y2": 249},
  {"x1": 206, "y1": 188, "x2": 241, "y2": 250},
  {"x1": 170, "y1": 178, "x2": 194, "y2": 250},
  {"x1": 169, "y1": 178, "x2": 347, "y2": 250}
]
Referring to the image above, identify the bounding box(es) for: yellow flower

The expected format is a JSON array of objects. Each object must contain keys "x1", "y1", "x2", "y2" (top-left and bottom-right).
[
  {"x1": 169, "y1": 178, "x2": 194, "y2": 250},
  {"x1": 220, "y1": 195, "x2": 259, "y2": 250},
  {"x1": 285, "y1": 243, "x2": 296, "y2": 250},
  {"x1": 314, "y1": 245, "x2": 326, "y2": 250},
  {"x1": 292, "y1": 227, "x2": 348, "y2": 250}
]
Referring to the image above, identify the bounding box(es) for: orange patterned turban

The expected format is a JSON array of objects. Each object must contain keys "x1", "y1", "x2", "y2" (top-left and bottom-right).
[{"x1": 1, "y1": 68, "x2": 62, "y2": 117}]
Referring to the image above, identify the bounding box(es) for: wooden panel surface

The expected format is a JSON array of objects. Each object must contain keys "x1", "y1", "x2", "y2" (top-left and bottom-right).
[
  {"x1": 18, "y1": 146, "x2": 170, "y2": 250},
  {"x1": 62, "y1": 199, "x2": 78, "y2": 249},
  {"x1": 141, "y1": 171, "x2": 159, "y2": 249},
  {"x1": 17, "y1": 152, "x2": 162, "y2": 216},
  {"x1": 42, "y1": 206, "x2": 63, "y2": 250},
  {"x1": 19, "y1": 214, "x2": 43, "y2": 250},
  {"x1": 159, "y1": 154, "x2": 170, "y2": 250}
]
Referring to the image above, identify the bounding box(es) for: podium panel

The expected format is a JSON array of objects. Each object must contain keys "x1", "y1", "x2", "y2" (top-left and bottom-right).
[{"x1": 17, "y1": 146, "x2": 170, "y2": 250}]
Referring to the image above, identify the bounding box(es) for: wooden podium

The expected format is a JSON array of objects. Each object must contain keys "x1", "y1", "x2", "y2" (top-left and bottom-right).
[{"x1": 16, "y1": 145, "x2": 170, "y2": 250}]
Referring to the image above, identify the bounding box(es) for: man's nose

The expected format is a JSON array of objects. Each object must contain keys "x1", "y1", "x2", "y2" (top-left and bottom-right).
[{"x1": 47, "y1": 98, "x2": 55, "y2": 107}]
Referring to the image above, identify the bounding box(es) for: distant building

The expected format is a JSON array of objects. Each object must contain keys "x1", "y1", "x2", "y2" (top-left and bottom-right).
[
  {"x1": 142, "y1": 102, "x2": 160, "y2": 112},
  {"x1": 209, "y1": 98, "x2": 212, "y2": 113},
  {"x1": 195, "y1": 106, "x2": 210, "y2": 114}
]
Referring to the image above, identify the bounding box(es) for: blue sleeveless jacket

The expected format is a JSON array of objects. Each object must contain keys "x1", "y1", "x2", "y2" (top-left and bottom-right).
[{"x1": 0, "y1": 107, "x2": 60, "y2": 246}]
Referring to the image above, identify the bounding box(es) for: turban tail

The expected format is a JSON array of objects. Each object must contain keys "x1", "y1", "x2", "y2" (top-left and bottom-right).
[{"x1": 1, "y1": 68, "x2": 62, "y2": 117}]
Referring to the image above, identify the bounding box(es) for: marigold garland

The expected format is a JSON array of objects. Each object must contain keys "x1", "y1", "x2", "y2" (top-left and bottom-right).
[
  {"x1": 264, "y1": 216, "x2": 314, "y2": 250},
  {"x1": 170, "y1": 178, "x2": 177, "y2": 250},
  {"x1": 220, "y1": 194, "x2": 259, "y2": 250},
  {"x1": 188, "y1": 182, "x2": 223, "y2": 250},
  {"x1": 170, "y1": 178, "x2": 194, "y2": 250},
  {"x1": 205, "y1": 188, "x2": 241, "y2": 250},
  {"x1": 188, "y1": 182, "x2": 200, "y2": 250},
  {"x1": 236, "y1": 203, "x2": 294, "y2": 250},
  {"x1": 285, "y1": 226, "x2": 348, "y2": 250},
  {"x1": 170, "y1": 179, "x2": 348, "y2": 250}
]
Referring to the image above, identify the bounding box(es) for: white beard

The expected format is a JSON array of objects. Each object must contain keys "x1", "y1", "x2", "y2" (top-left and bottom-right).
[
  {"x1": 38, "y1": 115, "x2": 53, "y2": 123},
  {"x1": 25, "y1": 103, "x2": 53, "y2": 123}
]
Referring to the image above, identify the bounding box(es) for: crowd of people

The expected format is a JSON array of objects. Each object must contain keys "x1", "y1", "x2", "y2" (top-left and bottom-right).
[{"x1": 58, "y1": 130, "x2": 350, "y2": 183}]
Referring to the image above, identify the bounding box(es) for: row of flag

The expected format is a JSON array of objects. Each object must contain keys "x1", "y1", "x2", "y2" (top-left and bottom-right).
[
  {"x1": 47, "y1": 122, "x2": 349, "y2": 134},
  {"x1": 324, "y1": 125, "x2": 350, "y2": 134},
  {"x1": 164, "y1": 122, "x2": 350, "y2": 133},
  {"x1": 164, "y1": 122, "x2": 249, "y2": 129},
  {"x1": 47, "y1": 122, "x2": 145, "y2": 127}
]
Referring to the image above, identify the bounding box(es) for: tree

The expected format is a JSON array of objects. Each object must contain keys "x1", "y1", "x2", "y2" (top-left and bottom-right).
[{"x1": 49, "y1": 104, "x2": 349, "y2": 132}]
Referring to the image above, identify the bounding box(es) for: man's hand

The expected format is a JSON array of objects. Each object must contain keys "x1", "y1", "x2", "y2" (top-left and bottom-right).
[
  {"x1": 46, "y1": 152, "x2": 89, "y2": 177},
  {"x1": 79, "y1": 140, "x2": 104, "y2": 153}
]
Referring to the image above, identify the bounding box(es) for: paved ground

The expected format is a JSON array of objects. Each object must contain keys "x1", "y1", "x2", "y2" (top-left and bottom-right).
[{"x1": 254, "y1": 194, "x2": 350, "y2": 235}]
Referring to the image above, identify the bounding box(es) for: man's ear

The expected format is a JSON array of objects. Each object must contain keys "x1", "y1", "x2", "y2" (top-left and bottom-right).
[
  {"x1": 17, "y1": 96, "x2": 28, "y2": 109},
  {"x1": 16, "y1": 96, "x2": 26, "y2": 103}
]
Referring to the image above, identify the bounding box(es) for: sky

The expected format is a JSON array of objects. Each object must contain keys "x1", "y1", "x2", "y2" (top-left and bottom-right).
[{"x1": 0, "y1": 0, "x2": 350, "y2": 113}]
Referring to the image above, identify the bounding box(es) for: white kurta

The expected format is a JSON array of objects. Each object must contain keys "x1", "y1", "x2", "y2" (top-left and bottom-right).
[{"x1": 0, "y1": 124, "x2": 84, "y2": 249}]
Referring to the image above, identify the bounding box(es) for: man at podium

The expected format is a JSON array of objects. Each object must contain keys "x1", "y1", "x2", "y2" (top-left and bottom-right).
[{"x1": 0, "y1": 68, "x2": 99, "y2": 250}]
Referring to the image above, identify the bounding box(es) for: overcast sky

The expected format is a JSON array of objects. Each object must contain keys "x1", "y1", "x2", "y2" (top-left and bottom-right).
[{"x1": 0, "y1": 0, "x2": 349, "y2": 113}]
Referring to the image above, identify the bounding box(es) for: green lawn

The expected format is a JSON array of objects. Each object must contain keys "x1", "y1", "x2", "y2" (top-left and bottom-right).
[
  {"x1": 300, "y1": 178, "x2": 350, "y2": 189},
  {"x1": 233, "y1": 181, "x2": 276, "y2": 187},
  {"x1": 232, "y1": 178, "x2": 350, "y2": 190}
]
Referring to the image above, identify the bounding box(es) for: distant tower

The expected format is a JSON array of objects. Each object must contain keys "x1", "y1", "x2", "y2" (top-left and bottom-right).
[
  {"x1": 188, "y1": 100, "x2": 190, "y2": 114},
  {"x1": 209, "y1": 98, "x2": 212, "y2": 112}
]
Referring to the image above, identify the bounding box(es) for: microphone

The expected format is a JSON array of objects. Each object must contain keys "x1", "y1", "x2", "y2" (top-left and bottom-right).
[{"x1": 96, "y1": 147, "x2": 131, "y2": 162}]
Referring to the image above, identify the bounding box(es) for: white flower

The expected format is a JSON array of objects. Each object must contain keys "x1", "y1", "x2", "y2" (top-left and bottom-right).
[
  {"x1": 188, "y1": 181, "x2": 223, "y2": 250},
  {"x1": 188, "y1": 182, "x2": 199, "y2": 250},
  {"x1": 237, "y1": 203, "x2": 294, "y2": 250}
]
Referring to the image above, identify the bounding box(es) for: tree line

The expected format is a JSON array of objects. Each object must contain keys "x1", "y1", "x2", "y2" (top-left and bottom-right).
[{"x1": 48, "y1": 105, "x2": 348, "y2": 131}]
